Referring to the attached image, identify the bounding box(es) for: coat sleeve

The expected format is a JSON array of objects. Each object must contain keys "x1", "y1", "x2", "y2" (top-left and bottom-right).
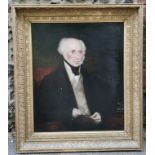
[{"x1": 34, "y1": 74, "x2": 74, "y2": 131}]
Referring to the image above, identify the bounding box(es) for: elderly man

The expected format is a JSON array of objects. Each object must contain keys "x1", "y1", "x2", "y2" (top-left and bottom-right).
[{"x1": 35, "y1": 38, "x2": 114, "y2": 131}]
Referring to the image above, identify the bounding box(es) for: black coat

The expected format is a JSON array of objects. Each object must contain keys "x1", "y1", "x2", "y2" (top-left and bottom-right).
[{"x1": 34, "y1": 61, "x2": 116, "y2": 132}]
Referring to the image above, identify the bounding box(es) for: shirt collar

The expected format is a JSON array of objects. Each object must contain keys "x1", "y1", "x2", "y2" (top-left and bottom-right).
[{"x1": 64, "y1": 61, "x2": 81, "y2": 82}]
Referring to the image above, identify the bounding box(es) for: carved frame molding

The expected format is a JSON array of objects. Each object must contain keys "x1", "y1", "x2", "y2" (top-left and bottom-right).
[{"x1": 12, "y1": 4, "x2": 143, "y2": 153}]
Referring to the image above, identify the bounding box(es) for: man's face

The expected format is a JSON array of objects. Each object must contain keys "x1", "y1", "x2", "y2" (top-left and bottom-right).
[{"x1": 63, "y1": 39, "x2": 85, "y2": 67}]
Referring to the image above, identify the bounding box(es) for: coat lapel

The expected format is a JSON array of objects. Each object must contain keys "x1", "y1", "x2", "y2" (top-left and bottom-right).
[{"x1": 56, "y1": 62, "x2": 78, "y2": 108}]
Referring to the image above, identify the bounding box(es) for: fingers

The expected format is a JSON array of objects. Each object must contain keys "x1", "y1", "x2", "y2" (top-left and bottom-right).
[
  {"x1": 91, "y1": 112, "x2": 102, "y2": 124},
  {"x1": 91, "y1": 112, "x2": 100, "y2": 119},
  {"x1": 72, "y1": 108, "x2": 82, "y2": 118},
  {"x1": 72, "y1": 110, "x2": 102, "y2": 124}
]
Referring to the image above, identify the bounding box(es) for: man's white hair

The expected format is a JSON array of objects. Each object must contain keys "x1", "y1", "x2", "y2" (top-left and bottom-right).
[{"x1": 57, "y1": 38, "x2": 86, "y2": 55}]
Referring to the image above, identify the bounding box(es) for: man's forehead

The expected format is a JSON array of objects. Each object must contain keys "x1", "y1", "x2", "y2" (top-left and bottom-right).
[{"x1": 66, "y1": 39, "x2": 81, "y2": 48}]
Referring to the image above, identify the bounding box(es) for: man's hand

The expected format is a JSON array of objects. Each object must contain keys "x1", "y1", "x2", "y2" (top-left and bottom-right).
[
  {"x1": 72, "y1": 108, "x2": 82, "y2": 118},
  {"x1": 90, "y1": 112, "x2": 102, "y2": 124}
]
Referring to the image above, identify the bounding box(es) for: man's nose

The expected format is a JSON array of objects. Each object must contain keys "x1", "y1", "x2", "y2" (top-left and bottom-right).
[
  {"x1": 75, "y1": 55, "x2": 81, "y2": 60},
  {"x1": 75, "y1": 52, "x2": 82, "y2": 59}
]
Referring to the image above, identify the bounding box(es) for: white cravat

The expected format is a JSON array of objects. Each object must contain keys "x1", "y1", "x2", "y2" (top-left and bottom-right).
[{"x1": 64, "y1": 61, "x2": 90, "y2": 115}]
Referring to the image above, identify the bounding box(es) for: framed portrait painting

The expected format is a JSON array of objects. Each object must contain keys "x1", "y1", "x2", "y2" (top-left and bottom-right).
[{"x1": 13, "y1": 4, "x2": 144, "y2": 153}]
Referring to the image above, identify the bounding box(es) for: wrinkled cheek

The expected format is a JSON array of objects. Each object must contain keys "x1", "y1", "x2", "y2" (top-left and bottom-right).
[
  {"x1": 81, "y1": 55, "x2": 85, "y2": 62},
  {"x1": 66, "y1": 53, "x2": 72, "y2": 60}
]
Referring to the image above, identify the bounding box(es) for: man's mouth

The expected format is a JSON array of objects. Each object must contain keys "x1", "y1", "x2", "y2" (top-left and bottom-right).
[{"x1": 74, "y1": 60, "x2": 81, "y2": 63}]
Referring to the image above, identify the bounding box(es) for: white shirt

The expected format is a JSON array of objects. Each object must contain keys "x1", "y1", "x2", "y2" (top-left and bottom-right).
[{"x1": 64, "y1": 61, "x2": 90, "y2": 115}]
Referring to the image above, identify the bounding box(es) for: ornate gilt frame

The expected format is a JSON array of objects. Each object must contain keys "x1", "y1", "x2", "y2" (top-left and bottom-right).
[{"x1": 12, "y1": 4, "x2": 143, "y2": 153}]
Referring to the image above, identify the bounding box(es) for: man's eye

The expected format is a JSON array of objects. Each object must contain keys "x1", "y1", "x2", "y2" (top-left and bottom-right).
[
  {"x1": 79, "y1": 50, "x2": 83, "y2": 53},
  {"x1": 71, "y1": 50, "x2": 75, "y2": 53}
]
